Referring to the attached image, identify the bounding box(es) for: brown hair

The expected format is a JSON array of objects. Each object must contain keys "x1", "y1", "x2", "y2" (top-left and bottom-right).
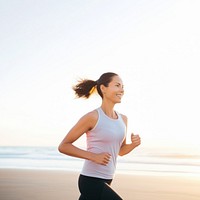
[{"x1": 73, "y1": 72, "x2": 118, "y2": 99}]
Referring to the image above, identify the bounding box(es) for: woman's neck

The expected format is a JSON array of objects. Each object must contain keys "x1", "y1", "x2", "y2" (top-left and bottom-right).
[{"x1": 100, "y1": 103, "x2": 117, "y2": 119}]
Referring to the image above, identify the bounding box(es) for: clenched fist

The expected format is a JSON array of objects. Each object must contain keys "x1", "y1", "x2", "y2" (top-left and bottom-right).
[
  {"x1": 91, "y1": 152, "x2": 111, "y2": 166},
  {"x1": 131, "y1": 133, "x2": 141, "y2": 148}
]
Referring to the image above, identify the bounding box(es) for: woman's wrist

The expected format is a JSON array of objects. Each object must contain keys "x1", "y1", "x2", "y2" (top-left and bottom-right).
[{"x1": 87, "y1": 151, "x2": 95, "y2": 161}]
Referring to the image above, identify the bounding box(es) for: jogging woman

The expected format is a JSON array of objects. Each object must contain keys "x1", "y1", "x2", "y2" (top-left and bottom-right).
[{"x1": 58, "y1": 72, "x2": 141, "y2": 200}]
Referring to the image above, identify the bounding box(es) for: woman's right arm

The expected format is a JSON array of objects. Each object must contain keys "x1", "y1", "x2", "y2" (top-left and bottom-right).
[{"x1": 58, "y1": 111, "x2": 111, "y2": 165}]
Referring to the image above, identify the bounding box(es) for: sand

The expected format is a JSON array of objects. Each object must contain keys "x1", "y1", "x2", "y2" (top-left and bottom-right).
[{"x1": 0, "y1": 169, "x2": 200, "y2": 200}]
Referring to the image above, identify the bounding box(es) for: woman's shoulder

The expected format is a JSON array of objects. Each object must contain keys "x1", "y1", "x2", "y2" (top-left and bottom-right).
[
  {"x1": 85, "y1": 109, "x2": 98, "y2": 119},
  {"x1": 81, "y1": 109, "x2": 98, "y2": 130},
  {"x1": 118, "y1": 112, "x2": 128, "y2": 125}
]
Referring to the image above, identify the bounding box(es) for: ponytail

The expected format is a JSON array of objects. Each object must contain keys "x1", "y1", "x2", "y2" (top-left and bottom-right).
[{"x1": 72, "y1": 79, "x2": 97, "y2": 99}]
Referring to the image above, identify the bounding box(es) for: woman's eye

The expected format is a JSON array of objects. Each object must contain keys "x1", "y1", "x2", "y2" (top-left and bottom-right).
[{"x1": 115, "y1": 84, "x2": 124, "y2": 89}]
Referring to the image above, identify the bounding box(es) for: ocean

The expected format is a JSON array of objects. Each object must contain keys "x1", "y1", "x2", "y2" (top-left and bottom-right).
[{"x1": 0, "y1": 146, "x2": 200, "y2": 177}]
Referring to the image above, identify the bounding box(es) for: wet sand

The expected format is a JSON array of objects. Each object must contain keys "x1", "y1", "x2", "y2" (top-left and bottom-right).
[{"x1": 0, "y1": 169, "x2": 200, "y2": 200}]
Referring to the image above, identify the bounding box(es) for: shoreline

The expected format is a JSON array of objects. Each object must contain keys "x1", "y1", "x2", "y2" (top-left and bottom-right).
[
  {"x1": 1, "y1": 168, "x2": 200, "y2": 200},
  {"x1": 1, "y1": 166, "x2": 200, "y2": 178}
]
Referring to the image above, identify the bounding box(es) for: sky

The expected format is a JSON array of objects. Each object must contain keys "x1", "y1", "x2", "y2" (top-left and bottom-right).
[{"x1": 0, "y1": 0, "x2": 200, "y2": 153}]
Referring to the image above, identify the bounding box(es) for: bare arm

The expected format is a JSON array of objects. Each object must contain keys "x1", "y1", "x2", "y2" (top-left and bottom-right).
[
  {"x1": 118, "y1": 115, "x2": 141, "y2": 156},
  {"x1": 58, "y1": 111, "x2": 111, "y2": 165}
]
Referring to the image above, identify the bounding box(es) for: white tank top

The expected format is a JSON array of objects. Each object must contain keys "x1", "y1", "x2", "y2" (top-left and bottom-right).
[{"x1": 81, "y1": 107, "x2": 126, "y2": 179}]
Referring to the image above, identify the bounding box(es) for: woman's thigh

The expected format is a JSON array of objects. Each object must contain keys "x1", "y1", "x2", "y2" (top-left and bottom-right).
[
  {"x1": 78, "y1": 175, "x2": 122, "y2": 200},
  {"x1": 101, "y1": 183, "x2": 122, "y2": 200}
]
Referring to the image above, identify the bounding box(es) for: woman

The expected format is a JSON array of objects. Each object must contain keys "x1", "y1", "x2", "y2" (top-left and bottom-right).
[{"x1": 58, "y1": 72, "x2": 141, "y2": 200}]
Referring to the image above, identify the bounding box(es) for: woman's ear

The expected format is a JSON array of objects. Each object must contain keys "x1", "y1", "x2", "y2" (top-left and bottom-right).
[{"x1": 100, "y1": 84, "x2": 106, "y2": 95}]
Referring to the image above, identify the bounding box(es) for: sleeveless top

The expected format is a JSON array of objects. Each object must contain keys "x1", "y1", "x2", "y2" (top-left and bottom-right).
[{"x1": 81, "y1": 107, "x2": 126, "y2": 179}]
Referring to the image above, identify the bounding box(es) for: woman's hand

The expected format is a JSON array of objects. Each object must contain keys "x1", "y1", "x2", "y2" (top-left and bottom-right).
[
  {"x1": 91, "y1": 152, "x2": 111, "y2": 166},
  {"x1": 131, "y1": 133, "x2": 141, "y2": 148}
]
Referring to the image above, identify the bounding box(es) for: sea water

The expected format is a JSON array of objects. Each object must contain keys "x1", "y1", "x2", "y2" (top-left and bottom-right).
[{"x1": 0, "y1": 146, "x2": 200, "y2": 177}]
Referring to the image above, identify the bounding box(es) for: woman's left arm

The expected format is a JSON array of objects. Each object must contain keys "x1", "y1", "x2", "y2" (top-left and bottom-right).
[
  {"x1": 119, "y1": 133, "x2": 141, "y2": 156},
  {"x1": 119, "y1": 114, "x2": 141, "y2": 156}
]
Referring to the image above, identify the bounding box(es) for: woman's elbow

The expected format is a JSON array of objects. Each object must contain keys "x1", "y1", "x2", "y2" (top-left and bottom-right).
[
  {"x1": 58, "y1": 143, "x2": 65, "y2": 154},
  {"x1": 58, "y1": 142, "x2": 72, "y2": 155},
  {"x1": 118, "y1": 151, "x2": 125, "y2": 156}
]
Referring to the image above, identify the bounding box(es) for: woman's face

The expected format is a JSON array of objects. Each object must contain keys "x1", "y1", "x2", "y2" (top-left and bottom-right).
[{"x1": 101, "y1": 75, "x2": 124, "y2": 103}]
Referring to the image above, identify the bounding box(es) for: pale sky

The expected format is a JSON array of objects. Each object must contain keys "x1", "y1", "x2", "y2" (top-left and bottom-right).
[{"x1": 0, "y1": 0, "x2": 200, "y2": 152}]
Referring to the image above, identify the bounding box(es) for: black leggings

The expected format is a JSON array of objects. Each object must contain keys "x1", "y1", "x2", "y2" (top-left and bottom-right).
[{"x1": 78, "y1": 174, "x2": 123, "y2": 200}]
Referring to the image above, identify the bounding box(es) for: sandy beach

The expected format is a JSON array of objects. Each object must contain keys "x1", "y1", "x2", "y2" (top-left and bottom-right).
[{"x1": 0, "y1": 169, "x2": 200, "y2": 200}]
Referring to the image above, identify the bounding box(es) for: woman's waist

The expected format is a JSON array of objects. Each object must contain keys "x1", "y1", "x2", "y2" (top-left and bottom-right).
[{"x1": 81, "y1": 160, "x2": 116, "y2": 179}]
